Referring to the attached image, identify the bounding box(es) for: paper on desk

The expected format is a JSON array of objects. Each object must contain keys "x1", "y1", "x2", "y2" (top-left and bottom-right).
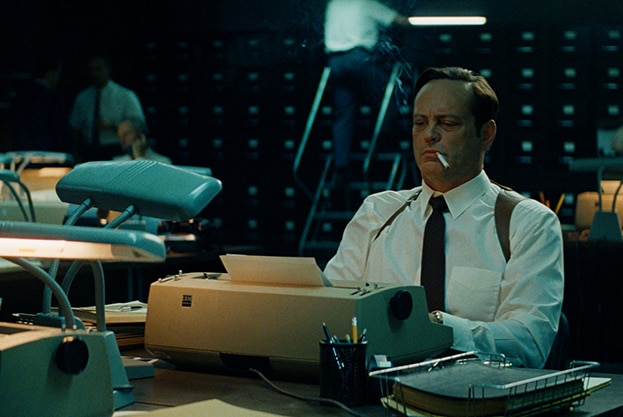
[
  {"x1": 220, "y1": 254, "x2": 332, "y2": 287},
  {"x1": 114, "y1": 399, "x2": 285, "y2": 416},
  {"x1": 71, "y1": 301, "x2": 148, "y2": 324}
]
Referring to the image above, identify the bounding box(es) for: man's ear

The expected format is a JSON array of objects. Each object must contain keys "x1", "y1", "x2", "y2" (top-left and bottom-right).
[{"x1": 481, "y1": 119, "x2": 496, "y2": 150}]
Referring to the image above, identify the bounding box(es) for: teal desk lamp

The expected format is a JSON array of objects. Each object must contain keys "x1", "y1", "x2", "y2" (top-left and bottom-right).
[
  {"x1": 2, "y1": 160, "x2": 221, "y2": 414},
  {"x1": 0, "y1": 222, "x2": 167, "y2": 417}
]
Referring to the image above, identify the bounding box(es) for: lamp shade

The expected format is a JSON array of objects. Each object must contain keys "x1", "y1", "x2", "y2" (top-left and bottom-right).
[{"x1": 56, "y1": 160, "x2": 222, "y2": 221}]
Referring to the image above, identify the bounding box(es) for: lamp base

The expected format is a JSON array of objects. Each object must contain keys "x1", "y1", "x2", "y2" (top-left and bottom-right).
[
  {"x1": 589, "y1": 211, "x2": 623, "y2": 241},
  {"x1": 104, "y1": 330, "x2": 136, "y2": 410},
  {"x1": 0, "y1": 323, "x2": 115, "y2": 417}
]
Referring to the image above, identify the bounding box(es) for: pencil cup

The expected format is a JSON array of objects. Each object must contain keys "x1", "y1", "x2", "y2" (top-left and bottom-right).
[{"x1": 319, "y1": 340, "x2": 368, "y2": 406}]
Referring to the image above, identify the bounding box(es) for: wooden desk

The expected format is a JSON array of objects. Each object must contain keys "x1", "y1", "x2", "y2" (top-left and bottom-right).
[
  {"x1": 120, "y1": 366, "x2": 385, "y2": 416},
  {"x1": 116, "y1": 355, "x2": 623, "y2": 416}
]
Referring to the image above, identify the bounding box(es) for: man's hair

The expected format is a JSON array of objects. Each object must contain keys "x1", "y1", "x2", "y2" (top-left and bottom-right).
[{"x1": 413, "y1": 66, "x2": 500, "y2": 131}]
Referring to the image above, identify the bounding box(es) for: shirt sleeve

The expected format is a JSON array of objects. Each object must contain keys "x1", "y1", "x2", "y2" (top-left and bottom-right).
[
  {"x1": 443, "y1": 200, "x2": 564, "y2": 368},
  {"x1": 323, "y1": 198, "x2": 380, "y2": 281},
  {"x1": 366, "y1": 0, "x2": 399, "y2": 27},
  {"x1": 69, "y1": 91, "x2": 87, "y2": 131},
  {"x1": 120, "y1": 90, "x2": 146, "y2": 122},
  {"x1": 324, "y1": 190, "x2": 414, "y2": 281}
]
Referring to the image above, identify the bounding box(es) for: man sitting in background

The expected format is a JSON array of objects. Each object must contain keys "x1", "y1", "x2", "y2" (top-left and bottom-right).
[{"x1": 113, "y1": 117, "x2": 171, "y2": 164}]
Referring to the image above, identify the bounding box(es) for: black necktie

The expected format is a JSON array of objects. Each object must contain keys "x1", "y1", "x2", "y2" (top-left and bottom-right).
[
  {"x1": 421, "y1": 196, "x2": 447, "y2": 312},
  {"x1": 92, "y1": 89, "x2": 101, "y2": 145}
]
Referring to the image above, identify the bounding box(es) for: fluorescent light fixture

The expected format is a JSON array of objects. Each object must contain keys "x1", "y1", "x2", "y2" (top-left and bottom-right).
[
  {"x1": 408, "y1": 16, "x2": 487, "y2": 26},
  {"x1": 0, "y1": 221, "x2": 166, "y2": 262}
]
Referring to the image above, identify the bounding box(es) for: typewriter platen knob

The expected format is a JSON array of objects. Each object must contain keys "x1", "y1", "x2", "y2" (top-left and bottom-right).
[{"x1": 390, "y1": 290, "x2": 413, "y2": 320}]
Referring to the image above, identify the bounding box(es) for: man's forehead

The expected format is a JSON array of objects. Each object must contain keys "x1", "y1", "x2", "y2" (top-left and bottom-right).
[{"x1": 414, "y1": 80, "x2": 473, "y2": 114}]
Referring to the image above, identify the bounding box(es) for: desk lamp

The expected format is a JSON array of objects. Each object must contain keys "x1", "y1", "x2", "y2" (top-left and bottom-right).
[
  {"x1": 0, "y1": 221, "x2": 166, "y2": 417},
  {"x1": 5, "y1": 150, "x2": 74, "y2": 173},
  {"x1": 0, "y1": 169, "x2": 36, "y2": 222},
  {"x1": 0, "y1": 153, "x2": 13, "y2": 168},
  {"x1": 41, "y1": 160, "x2": 222, "y2": 316},
  {"x1": 570, "y1": 158, "x2": 623, "y2": 241},
  {"x1": 56, "y1": 160, "x2": 221, "y2": 221},
  {"x1": 36, "y1": 160, "x2": 221, "y2": 410}
]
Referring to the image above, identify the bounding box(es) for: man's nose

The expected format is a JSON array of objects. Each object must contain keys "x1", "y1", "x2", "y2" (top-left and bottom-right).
[{"x1": 425, "y1": 124, "x2": 441, "y2": 142}]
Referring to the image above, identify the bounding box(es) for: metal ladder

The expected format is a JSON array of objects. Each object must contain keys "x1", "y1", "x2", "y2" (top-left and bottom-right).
[{"x1": 294, "y1": 63, "x2": 410, "y2": 267}]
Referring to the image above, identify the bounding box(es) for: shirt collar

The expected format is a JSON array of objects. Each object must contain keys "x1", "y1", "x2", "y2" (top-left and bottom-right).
[
  {"x1": 421, "y1": 171, "x2": 490, "y2": 218},
  {"x1": 94, "y1": 80, "x2": 113, "y2": 93}
]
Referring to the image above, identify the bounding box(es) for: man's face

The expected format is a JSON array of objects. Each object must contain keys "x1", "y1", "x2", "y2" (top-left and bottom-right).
[
  {"x1": 88, "y1": 57, "x2": 110, "y2": 88},
  {"x1": 412, "y1": 79, "x2": 495, "y2": 192}
]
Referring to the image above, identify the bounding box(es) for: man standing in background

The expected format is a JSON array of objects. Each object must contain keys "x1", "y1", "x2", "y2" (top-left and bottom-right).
[
  {"x1": 324, "y1": 0, "x2": 411, "y2": 187},
  {"x1": 69, "y1": 55, "x2": 145, "y2": 161}
]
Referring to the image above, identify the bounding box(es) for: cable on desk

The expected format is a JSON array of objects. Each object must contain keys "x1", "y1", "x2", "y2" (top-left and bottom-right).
[{"x1": 248, "y1": 368, "x2": 370, "y2": 417}]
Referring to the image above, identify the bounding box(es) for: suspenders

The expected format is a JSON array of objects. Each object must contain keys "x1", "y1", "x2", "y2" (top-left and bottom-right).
[{"x1": 373, "y1": 185, "x2": 526, "y2": 262}]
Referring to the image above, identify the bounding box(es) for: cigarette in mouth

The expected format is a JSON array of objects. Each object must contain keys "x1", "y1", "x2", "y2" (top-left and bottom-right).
[{"x1": 436, "y1": 152, "x2": 450, "y2": 170}]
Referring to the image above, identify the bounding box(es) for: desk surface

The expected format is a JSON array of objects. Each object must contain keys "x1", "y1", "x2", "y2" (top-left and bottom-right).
[{"x1": 116, "y1": 356, "x2": 623, "y2": 417}]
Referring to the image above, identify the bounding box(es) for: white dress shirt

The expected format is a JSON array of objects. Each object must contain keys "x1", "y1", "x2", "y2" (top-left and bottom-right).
[
  {"x1": 69, "y1": 80, "x2": 145, "y2": 147},
  {"x1": 324, "y1": 0, "x2": 399, "y2": 53},
  {"x1": 324, "y1": 171, "x2": 564, "y2": 368}
]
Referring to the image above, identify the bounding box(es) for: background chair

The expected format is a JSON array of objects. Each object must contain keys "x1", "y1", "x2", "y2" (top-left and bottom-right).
[{"x1": 545, "y1": 312, "x2": 571, "y2": 370}]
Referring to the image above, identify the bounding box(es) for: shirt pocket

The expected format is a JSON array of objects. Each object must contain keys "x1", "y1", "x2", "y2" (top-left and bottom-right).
[{"x1": 447, "y1": 267, "x2": 501, "y2": 321}]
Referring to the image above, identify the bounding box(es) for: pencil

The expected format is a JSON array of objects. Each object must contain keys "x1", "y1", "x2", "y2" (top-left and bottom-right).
[{"x1": 555, "y1": 193, "x2": 565, "y2": 214}]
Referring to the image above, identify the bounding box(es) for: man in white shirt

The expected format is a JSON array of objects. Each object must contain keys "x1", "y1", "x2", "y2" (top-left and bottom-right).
[
  {"x1": 324, "y1": 0, "x2": 410, "y2": 186},
  {"x1": 69, "y1": 55, "x2": 146, "y2": 161},
  {"x1": 324, "y1": 66, "x2": 564, "y2": 368}
]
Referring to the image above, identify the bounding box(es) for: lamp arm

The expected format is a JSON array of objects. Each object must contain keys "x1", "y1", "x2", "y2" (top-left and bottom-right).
[
  {"x1": 7, "y1": 257, "x2": 77, "y2": 329},
  {"x1": 64, "y1": 198, "x2": 94, "y2": 226},
  {"x1": 612, "y1": 180, "x2": 623, "y2": 212},
  {"x1": 1, "y1": 180, "x2": 30, "y2": 221},
  {"x1": 59, "y1": 260, "x2": 107, "y2": 332},
  {"x1": 42, "y1": 198, "x2": 95, "y2": 314},
  {"x1": 60, "y1": 260, "x2": 82, "y2": 294},
  {"x1": 106, "y1": 205, "x2": 137, "y2": 229},
  {"x1": 91, "y1": 261, "x2": 106, "y2": 332},
  {"x1": 17, "y1": 179, "x2": 36, "y2": 222}
]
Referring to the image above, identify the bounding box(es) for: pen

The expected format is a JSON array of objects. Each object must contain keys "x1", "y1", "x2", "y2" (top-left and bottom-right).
[
  {"x1": 358, "y1": 328, "x2": 367, "y2": 343},
  {"x1": 322, "y1": 322, "x2": 333, "y2": 342},
  {"x1": 351, "y1": 317, "x2": 358, "y2": 343},
  {"x1": 322, "y1": 322, "x2": 344, "y2": 369}
]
